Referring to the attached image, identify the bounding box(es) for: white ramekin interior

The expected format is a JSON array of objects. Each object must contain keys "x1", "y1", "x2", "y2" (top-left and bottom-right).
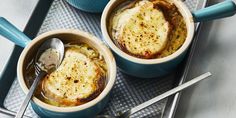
[
  {"x1": 17, "y1": 29, "x2": 116, "y2": 112},
  {"x1": 101, "y1": 0, "x2": 195, "y2": 64}
]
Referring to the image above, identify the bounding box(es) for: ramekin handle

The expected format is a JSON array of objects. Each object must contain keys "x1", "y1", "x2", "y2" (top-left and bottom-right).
[
  {"x1": 193, "y1": 0, "x2": 236, "y2": 22},
  {"x1": 0, "y1": 17, "x2": 31, "y2": 47}
]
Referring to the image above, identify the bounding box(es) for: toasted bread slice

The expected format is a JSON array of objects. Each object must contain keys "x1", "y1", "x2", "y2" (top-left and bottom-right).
[
  {"x1": 42, "y1": 45, "x2": 105, "y2": 106},
  {"x1": 115, "y1": 1, "x2": 171, "y2": 58}
]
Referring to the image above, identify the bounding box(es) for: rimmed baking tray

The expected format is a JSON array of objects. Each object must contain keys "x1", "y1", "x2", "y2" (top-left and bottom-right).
[{"x1": 0, "y1": 0, "x2": 207, "y2": 117}]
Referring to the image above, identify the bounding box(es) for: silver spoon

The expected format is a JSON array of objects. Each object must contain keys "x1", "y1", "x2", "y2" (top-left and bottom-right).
[
  {"x1": 97, "y1": 72, "x2": 212, "y2": 118},
  {"x1": 15, "y1": 38, "x2": 64, "y2": 118}
]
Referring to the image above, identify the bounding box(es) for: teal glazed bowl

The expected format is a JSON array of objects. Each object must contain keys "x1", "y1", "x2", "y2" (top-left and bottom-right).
[
  {"x1": 31, "y1": 93, "x2": 110, "y2": 118},
  {"x1": 101, "y1": 0, "x2": 236, "y2": 78},
  {"x1": 16, "y1": 30, "x2": 117, "y2": 118},
  {"x1": 66, "y1": 0, "x2": 109, "y2": 13},
  {"x1": 0, "y1": 17, "x2": 117, "y2": 118}
]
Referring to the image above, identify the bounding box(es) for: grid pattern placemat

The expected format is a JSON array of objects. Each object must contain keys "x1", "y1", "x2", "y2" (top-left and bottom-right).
[{"x1": 4, "y1": 0, "x2": 200, "y2": 117}]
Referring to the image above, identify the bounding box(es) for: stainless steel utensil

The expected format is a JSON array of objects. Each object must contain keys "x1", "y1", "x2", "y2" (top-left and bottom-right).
[
  {"x1": 15, "y1": 38, "x2": 64, "y2": 118},
  {"x1": 97, "y1": 72, "x2": 212, "y2": 118}
]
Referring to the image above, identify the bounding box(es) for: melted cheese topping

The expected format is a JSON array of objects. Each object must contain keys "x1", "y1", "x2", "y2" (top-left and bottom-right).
[
  {"x1": 41, "y1": 44, "x2": 106, "y2": 106},
  {"x1": 109, "y1": 0, "x2": 187, "y2": 59},
  {"x1": 111, "y1": 0, "x2": 170, "y2": 58}
]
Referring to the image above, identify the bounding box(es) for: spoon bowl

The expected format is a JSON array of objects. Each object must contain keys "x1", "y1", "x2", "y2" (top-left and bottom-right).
[{"x1": 35, "y1": 38, "x2": 64, "y2": 73}]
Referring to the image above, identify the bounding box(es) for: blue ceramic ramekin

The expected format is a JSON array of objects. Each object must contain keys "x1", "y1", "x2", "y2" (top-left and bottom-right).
[
  {"x1": 66, "y1": 0, "x2": 109, "y2": 13},
  {"x1": 0, "y1": 18, "x2": 117, "y2": 118},
  {"x1": 16, "y1": 30, "x2": 116, "y2": 118},
  {"x1": 101, "y1": 0, "x2": 236, "y2": 78},
  {"x1": 31, "y1": 93, "x2": 111, "y2": 118}
]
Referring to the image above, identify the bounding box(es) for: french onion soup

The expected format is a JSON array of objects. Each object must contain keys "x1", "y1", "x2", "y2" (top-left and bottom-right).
[
  {"x1": 109, "y1": 0, "x2": 187, "y2": 59},
  {"x1": 25, "y1": 43, "x2": 107, "y2": 107}
]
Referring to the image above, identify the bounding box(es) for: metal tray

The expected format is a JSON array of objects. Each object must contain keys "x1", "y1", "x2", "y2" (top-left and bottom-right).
[{"x1": 0, "y1": 0, "x2": 207, "y2": 117}]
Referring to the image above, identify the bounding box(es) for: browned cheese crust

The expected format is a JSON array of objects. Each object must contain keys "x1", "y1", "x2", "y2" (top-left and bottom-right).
[
  {"x1": 34, "y1": 43, "x2": 107, "y2": 107},
  {"x1": 109, "y1": 0, "x2": 187, "y2": 59}
]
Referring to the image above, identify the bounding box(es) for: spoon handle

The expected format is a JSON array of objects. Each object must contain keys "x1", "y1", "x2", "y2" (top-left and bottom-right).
[
  {"x1": 123, "y1": 72, "x2": 212, "y2": 118},
  {"x1": 15, "y1": 71, "x2": 47, "y2": 118}
]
